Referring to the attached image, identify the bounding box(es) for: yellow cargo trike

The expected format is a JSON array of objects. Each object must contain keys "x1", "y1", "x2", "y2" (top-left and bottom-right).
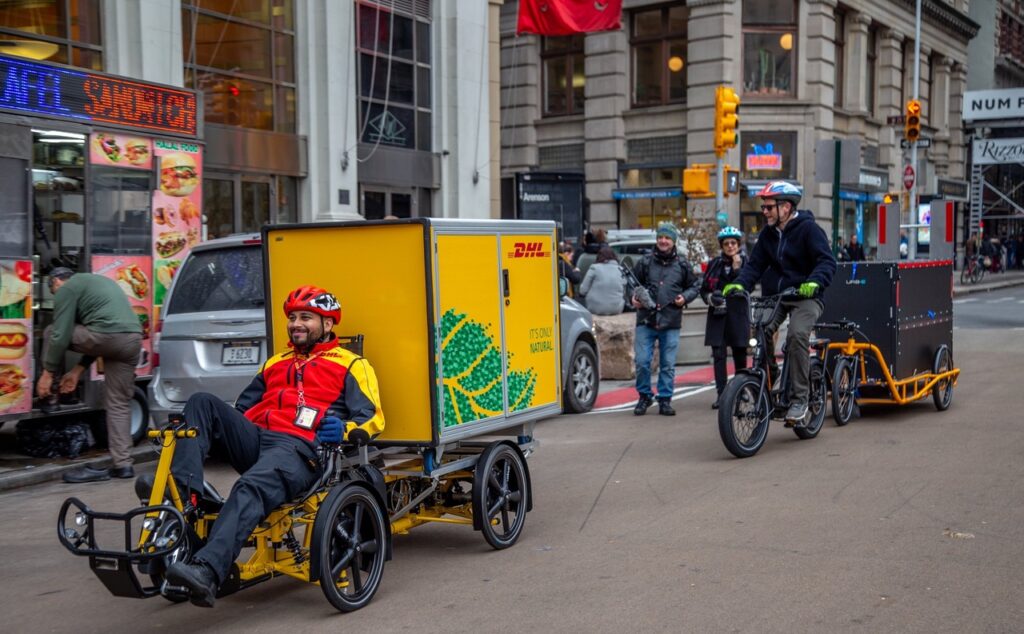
[{"x1": 59, "y1": 219, "x2": 564, "y2": 612}]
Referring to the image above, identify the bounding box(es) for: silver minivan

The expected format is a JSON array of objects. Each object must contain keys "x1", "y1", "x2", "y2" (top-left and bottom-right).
[{"x1": 150, "y1": 234, "x2": 599, "y2": 423}]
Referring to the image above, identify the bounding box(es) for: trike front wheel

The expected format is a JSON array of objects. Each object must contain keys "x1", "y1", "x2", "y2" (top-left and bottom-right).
[
  {"x1": 317, "y1": 485, "x2": 388, "y2": 612},
  {"x1": 831, "y1": 357, "x2": 857, "y2": 426},
  {"x1": 718, "y1": 374, "x2": 770, "y2": 458}
]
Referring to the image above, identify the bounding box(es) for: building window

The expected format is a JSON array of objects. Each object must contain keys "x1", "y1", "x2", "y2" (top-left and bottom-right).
[
  {"x1": 923, "y1": 53, "x2": 934, "y2": 124},
  {"x1": 834, "y1": 9, "x2": 845, "y2": 108},
  {"x1": 541, "y1": 36, "x2": 584, "y2": 116},
  {"x1": 356, "y1": 1, "x2": 432, "y2": 151},
  {"x1": 742, "y1": 0, "x2": 796, "y2": 96},
  {"x1": 182, "y1": 0, "x2": 296, "y2": 133},
  {"x1": 0, "y1": 0, "x2": 102, "y2": 70},
  {"x1": 630, "y1": 5, "x2": 688, "y2": 107},
  {"x1": 866, "y1": 27, "x2": 877, "y2": 116}
]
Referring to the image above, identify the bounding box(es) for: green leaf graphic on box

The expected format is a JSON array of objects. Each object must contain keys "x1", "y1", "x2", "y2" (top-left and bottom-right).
[{"x1": 440, "y1": 308, "x2": 536, "y2": 426}]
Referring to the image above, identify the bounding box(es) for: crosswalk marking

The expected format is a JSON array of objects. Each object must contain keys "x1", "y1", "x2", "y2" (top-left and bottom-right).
[
  {"x1": 952, "y1": 298, "x2": 977, "y2": 304},
  {"x1": 987, "y1": 297, "x2": 1014, "y2": 303}
]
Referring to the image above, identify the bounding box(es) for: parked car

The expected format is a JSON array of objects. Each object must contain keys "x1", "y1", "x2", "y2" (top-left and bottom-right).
[
  {"x1": 606, "y1": 230, "x2": 708, "y2": 272},
  {"x1": 150, "y1": 235, "x2": 600, "y2": 423}
]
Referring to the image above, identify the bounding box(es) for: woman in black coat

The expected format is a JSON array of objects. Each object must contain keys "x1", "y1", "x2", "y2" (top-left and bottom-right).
[{"x1": 701, "y1": 226, "x2": 751, "y2": 409}]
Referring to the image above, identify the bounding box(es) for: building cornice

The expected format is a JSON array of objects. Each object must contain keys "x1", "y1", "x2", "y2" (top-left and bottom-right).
[{"x1": 893, "y1": 0, "x2": 979, "y2": 42}]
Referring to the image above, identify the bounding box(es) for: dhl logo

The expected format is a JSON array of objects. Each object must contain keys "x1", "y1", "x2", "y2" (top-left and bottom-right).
[
  {"x1": 0, "y1": 333, "x2": 26, "y2": 347},
  {"x1": 508, "y1": 242, "x2": 550, "y2": 259}
]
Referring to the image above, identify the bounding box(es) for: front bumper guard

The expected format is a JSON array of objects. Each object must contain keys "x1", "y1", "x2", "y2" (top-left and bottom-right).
[{"x1": 57, "y1": 497, "x2": 187, "y2": 599}]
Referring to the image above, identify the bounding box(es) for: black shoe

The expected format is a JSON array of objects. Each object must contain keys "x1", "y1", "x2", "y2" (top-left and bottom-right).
[
  {"x1": 658, "y1": 400, "x2": 676, "y2": 416},
  {"x1": 633, "y1": 395, "x2": 654, "y2": 416},
  {"x1": 36, "y1": 396, "x2": 60, "y2": 414},
  {"x1": 166, "y1": 561, "x2": 218, "y2": 608},
  {"x1": 63, "y1": 465, "x2": 110, "y2": 483},
  {"x1": 111, "y1": 465, "x2": 135, "y2": 479}
]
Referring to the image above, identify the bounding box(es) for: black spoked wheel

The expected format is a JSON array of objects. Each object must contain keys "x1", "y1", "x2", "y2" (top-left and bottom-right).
[
  {"x1": 473, "y1": 443, "x2": 528, "y2": 549},
  {"x1": 317, "y1": 486, "x2": 387, "y2": 613},
  {"x1": 831, "y1": 358, "x2": 857, "y2": 426},
  {"x1": 564, "y1": 341, "x2": 598, "y2": 413},
  {"x1": 794, "y1": 359, "x2": 827, "y2": 439},
  {"x1": 146, "y1": 515, "x2": 201, "y2": 603},
  {"x1": 718, "y1": 374, "x2": 770, "y2": 458},
  {"x1": 932, "y1": 345, "x2": 954, "y2": 411},
  {"x1": 974, "y1": 264, "x2": 985, "y2": 284}
]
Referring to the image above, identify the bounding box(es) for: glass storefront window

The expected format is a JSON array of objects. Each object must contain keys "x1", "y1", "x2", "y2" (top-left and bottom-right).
[
  {"x1": 183, "y1": 1, "x2": 296, "y2": 133},
  {"x1": 0, "y1": 0, "x2": 102, "y2": 70},
  {"x1": 357, "y1": 1, "x2": 432, "y2": 151},
  {"x1": 241, "y1": 181, "x2": 270, "y2": 232},
  {"x1": 204, "y1": 175, "x2": 297, "y2": 238},
  {"x1": 204, "y1": 178, "x2": 235, "y2": 240},
  {"x1": 89, "y1": 167, "x2": 152, "y2": 254}
]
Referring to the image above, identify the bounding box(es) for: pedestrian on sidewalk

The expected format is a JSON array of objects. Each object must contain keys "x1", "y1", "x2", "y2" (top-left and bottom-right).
[
  {"x1": 847, "y1": 235, "x2": 865, "y2": 262},
  {"x1": 630, "y1": 222, "x2": 700, "y2": 417},
  {"x1": 37, "y1": 268, "x2": 143, "y2": 483},
  {"x1": 700, "y1": 227, "x2": 749, "y2": 409}
]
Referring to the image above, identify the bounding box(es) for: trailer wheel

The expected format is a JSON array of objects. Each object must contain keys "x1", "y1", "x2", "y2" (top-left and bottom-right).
[
  {"x1": 564, "y1": 341, "x2": 598, "y2": 413},
  {"x1": 932, "y1": 345, "x2": 954, "y2": 411},
  {"x1": 831, "y1": 358, "x2": 857, "y2": 426},
  {"x1": 473, "y1": 442, "x2": 528, "y2": 549},
  {"x1": 316, "y1": 484, "x2": 387, "y2": 612}
]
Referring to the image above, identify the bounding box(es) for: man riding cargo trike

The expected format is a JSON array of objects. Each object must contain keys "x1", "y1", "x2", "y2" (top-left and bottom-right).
[{"x1": 58, "y1": 219, "x2": 567, "y2": 611}]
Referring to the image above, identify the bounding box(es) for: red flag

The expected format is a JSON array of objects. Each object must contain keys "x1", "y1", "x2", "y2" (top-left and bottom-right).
[{"x1": 517, "y1": 0, "x2": 623, "y2": 36}]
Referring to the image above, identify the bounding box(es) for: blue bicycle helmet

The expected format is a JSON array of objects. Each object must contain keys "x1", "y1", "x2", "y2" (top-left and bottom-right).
[
  {"x1": 717, "y1": 226, "x2": 743, "y2": 244},
  {"x1": 757, "y1": 180, "x2": 802, "y2": 207}
]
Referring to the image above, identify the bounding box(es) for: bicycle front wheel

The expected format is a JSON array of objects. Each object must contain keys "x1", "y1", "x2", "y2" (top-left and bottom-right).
[{"x1": 718, "y1": 374, "x2": 770, "y2": 458}]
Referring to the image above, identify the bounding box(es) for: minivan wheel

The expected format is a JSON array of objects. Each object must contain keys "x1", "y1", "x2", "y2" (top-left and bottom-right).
[{"x1": 564, "y1": 341, "x2": 598, "y2": 413}]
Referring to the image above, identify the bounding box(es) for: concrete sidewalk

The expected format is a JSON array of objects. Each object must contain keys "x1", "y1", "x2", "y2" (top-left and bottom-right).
[{"x1": 952, "y1": 269, "x2": 1024, "y2": 296}]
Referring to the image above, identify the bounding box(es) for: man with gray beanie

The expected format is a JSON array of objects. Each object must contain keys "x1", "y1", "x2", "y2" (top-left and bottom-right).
[
  {"x1": 37, "y1": 267, "x2": 143, "y2": 483},
  {"x1": 630, "y1": 222, "x2": 700, "y2": 416}
]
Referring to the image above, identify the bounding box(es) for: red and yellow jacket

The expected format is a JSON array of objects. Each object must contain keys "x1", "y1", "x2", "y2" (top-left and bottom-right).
[{"x1": 235, "y1": 336, "x2": 384, "y2": 443}]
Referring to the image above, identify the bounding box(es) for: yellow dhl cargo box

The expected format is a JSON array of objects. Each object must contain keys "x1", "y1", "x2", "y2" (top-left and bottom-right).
[{"x1": 262, "y1": 218, "x2": 562, "y2": 446}]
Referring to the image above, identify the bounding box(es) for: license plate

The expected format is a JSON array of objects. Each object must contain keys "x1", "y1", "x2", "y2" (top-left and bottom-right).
[{"x1": 222, "y1": 343, "x2": 260, "y2": 365}]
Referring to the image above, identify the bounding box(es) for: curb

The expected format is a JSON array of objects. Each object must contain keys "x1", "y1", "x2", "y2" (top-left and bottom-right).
[
  {"x1": 953, "y1": 276, "x2": 1024, "y2": 297},
  {"x1": 0, "y1": 444, "x2": 159, "y2": 492}
]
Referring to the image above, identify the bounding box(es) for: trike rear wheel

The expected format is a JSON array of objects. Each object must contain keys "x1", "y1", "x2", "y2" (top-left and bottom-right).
[
  {"x1": 718, "y1": 374, "x2": 770, "y2": 458},
  {"x1": 831, "y1": 357, "x2": 857, "y2": 426},
  {"x1": 473, "y1": 442, "x2": 529, "y2": 549},
  {"x1": 932, "y1": 345, "x2": 954, "y2": 411},
  {"x1": 794, "y1": 359, "x2": 826, "y2": 439},
  {"x1": 317, "y1": 485, "x2": 387, "y2": 612}
]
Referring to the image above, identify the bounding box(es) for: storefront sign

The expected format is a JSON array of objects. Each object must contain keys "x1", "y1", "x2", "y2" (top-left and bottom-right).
[
  {"x1": 856, "y1": 168, "x2": 889, "y2": 191},
  {"x1": 517, "y1": 173, "x2": 584, "y2": 241},
  {"x1": 963, "y1": 88, "x2": 1024, "y2": 122},
  {"x1": 971, "y1": 137, "x2": 1024, "y2": 165},
  {"x1": 91, "y1": 255, "x2": 153, "y2": 378},
  {"x1": 611, "y1": 188, "x2": 682, "y2": 200},
  {"x1": 0, "y1": 259, "x2": 33, "y2": 415},
  {"x1": 152, "y1": 140, "x2": 203, "y2": 310},
  {"x1": 745, "y1": 146, "x2": 783, "y2": 171},
  {"x1": 0, "y1": 53, "x2": 198, "y2": 137},
  {"x1": 89, "y1": 132, "x2": 153, "y2": 169},
  {"x1": 936, "y1": 178, "x2": 969, "y2": 201}
]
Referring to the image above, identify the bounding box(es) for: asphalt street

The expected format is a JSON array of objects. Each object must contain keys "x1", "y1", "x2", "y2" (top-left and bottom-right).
[
  {"x1": 2, "y1": 320, "x2": 1022, "y2": 633},
  {"x1": 953, "y1": 285, "x2": 1024, "y2": 329}
]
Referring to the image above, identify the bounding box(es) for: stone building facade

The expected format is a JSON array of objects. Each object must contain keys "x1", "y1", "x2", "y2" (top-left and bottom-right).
[{"x1": 500, "y1": 0, "x2": 979, "y2": 256}]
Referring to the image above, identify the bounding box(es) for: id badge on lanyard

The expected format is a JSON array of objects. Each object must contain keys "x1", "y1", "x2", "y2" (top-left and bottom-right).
[{"x1": 294, "y1": 355, "x2": 322, "y2": 430}]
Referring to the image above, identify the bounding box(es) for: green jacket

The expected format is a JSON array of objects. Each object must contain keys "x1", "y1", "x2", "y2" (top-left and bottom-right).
[{"x1": 45, "y1": 273, "x2": 142, "y2": 372}]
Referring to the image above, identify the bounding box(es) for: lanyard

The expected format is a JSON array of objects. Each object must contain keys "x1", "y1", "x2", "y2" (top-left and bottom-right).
[{"x1": 293, "y1": 351, "x2": 322, "y2": 409}]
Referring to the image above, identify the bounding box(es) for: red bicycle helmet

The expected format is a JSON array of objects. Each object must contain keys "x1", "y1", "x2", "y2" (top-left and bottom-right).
[{"x1": 283, "y1": 285, "x2": 341, "y2": 323}]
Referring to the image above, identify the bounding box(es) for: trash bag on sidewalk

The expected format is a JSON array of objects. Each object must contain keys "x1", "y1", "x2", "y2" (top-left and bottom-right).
[{"x1": 15, "y1": 420, "x2": 95, "y2": 459}]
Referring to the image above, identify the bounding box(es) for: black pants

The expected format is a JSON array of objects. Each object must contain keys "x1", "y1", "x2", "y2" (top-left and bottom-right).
[
  {"x1": 171, "y1": 393, "x2": 321, "y2": 584},
  {"x1": 712, "y1": 346, "x2": 748, "y2": 396}
]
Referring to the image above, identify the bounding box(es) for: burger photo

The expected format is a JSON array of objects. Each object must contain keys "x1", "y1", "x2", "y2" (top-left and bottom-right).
[
  {"x1": 159, "y1": 152, "x2": 199, "y2": 197},
  {"x1": 125, "y1": 139, "x2": 151, "y2": 165},
  {"x1": 0, "y1": 323, "x2": 28, "y2": 360},
  {"x1": 156, "y1": 232, "x2": 187, "y2": 259}
]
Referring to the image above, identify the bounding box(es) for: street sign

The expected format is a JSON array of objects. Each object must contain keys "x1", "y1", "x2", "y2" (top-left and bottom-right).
[
  {"x1": 900, "y1": 138, "x2": 932, "y2": 149},
  {"x1": 887, "y1": 115, "x2": 906, "y2": 125},
  {"x1": 903, "y1": 164, "x2": 915, "y2": 190}
]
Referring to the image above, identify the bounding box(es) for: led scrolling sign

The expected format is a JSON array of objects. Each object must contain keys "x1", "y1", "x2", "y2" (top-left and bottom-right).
[{"x1": 0, "y1": 54, "x2": 198, "y2": 137}]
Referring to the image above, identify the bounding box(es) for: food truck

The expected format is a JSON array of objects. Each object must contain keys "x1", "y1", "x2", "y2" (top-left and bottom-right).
[{"x1": 0, "y1": 52, "x2": 203, "y2": 441}]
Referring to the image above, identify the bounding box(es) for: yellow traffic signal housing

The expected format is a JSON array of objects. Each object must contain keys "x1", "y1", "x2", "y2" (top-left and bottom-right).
[
  {"x1": 683, "y1": 167, "x2": 711, "y2": 196},
  {"x1": 904, "y1": 99, "x2": 921, "y2": 143},
  {"x1": 714, "y1": 86, "x2": 740, "y2": 156}
]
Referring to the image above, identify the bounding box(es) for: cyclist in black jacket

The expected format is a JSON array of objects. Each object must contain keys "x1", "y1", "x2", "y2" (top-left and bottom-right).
[{"x1": 724, "y1": 181, "x2": 836, "y2": 425}]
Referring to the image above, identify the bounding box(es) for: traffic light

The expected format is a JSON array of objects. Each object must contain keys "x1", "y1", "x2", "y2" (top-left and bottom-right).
[
  {"x1": 904, "y1": 99, "x2": 921, "y2": 143},
  {"x1": 714, "y1": 86, "x2": 740, "y2": 156}
]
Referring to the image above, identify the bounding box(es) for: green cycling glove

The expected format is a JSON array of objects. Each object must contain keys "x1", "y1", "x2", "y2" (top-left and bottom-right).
[
  {"x1": 798, "y1": 281, "x2": 820, "y2": 298},
  {"x1": 722, "y1": 283, "x2": 744, "y2": 296}
]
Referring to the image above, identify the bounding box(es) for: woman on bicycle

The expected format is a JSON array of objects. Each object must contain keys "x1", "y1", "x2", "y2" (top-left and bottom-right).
[{"x1": 701, "y1": 226, "x2": 750, "y2": 409}]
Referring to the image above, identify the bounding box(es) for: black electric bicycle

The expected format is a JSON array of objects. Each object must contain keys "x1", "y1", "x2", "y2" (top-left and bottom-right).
[{"x1": 717, "y1": 290, "x2": 828, "y2": 458}]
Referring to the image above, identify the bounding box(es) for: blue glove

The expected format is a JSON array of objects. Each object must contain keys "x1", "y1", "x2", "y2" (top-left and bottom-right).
[
  {"x1": 798, "y1": 281, "x2": 820, "y2": 298},
  {"x1": 316, "y1": 416, "x2": 343, "y2": 444}
]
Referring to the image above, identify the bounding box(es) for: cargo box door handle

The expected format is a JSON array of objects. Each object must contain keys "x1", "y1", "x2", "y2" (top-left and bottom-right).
[{"x1": 502, "y1": 269, "x2": 511, "y2": 301}]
